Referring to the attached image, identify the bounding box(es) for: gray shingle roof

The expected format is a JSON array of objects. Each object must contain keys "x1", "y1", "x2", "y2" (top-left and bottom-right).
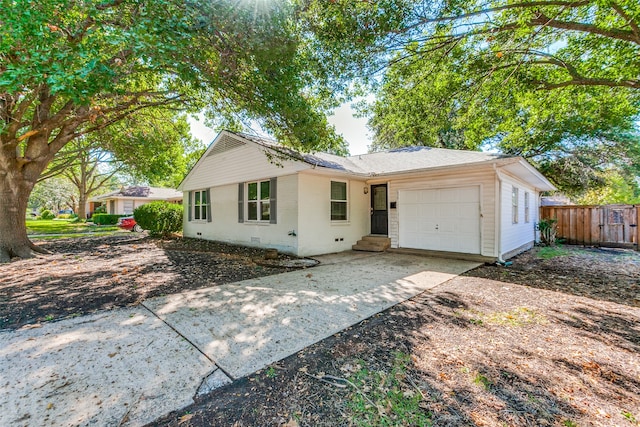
[
  {"x1": 232, "y1": 131, "x2": 508, "y2": 176},
  {"x1": 92, "y1": 186, "x2": 182, "y2": 201}
]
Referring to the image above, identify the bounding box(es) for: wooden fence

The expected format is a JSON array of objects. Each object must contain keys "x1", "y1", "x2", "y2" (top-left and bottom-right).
[{"x1": 540, "y1": 204, "x2": 639, "y2": 249}]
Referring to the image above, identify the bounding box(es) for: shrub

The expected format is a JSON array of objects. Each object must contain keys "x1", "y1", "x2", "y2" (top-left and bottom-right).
[
  {"x1": 57, "y1": 213, "x2": 77, "y2": 219},
  {"x1": 92, "y1": 214, "x2": 124, "y2": 225},
  {"x1": 94, "y1": 205, "x2": 107, "y2": 214},
  {"x1": 134, "y1": 201, "x2": 183, "y2": 237},
  {"x1": 537, "y1": 218, "x2": 558, "y2": 246},
  {"x1": 40, "y1": 209, "x2": 55, "y2": 220}
]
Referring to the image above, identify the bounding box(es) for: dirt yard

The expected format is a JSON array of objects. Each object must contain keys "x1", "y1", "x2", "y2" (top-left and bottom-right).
[
  {"x1": 0, "y1": 234, "x2": 296, "y2": 330},
  {"x1": 148, "y1": 245, "x2": 640, "y2": 427},
  {"x1": 2, "y1": 238, "x2": 639, "y2": 426}
]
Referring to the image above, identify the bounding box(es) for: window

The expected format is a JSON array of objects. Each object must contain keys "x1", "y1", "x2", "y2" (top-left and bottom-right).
[
  {"x1": 512, "y1": 187, "x2": 519, "y2": 224},
  {"x1": 247, "y1": 180, "x2": 270, "y2": 221},
  {"x1": 524, "y1": 192, "x2": 530, "y2": 223},
  {"x1": 331, "y1": 181, "x2": 348, "y2": 221},
  {"x1": 193, "y1": 189, "x2": 209, "y2": 221}
]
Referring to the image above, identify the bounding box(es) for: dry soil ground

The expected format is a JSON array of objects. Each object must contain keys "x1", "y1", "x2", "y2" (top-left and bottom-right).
[{"x1": 1, "y1": 238, "x2": 639, "y2": 426}]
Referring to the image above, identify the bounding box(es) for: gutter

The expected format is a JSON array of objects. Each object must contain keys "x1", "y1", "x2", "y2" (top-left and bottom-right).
[{"x1": 494, "y1": 164, "x2": 510, "y2": 265}]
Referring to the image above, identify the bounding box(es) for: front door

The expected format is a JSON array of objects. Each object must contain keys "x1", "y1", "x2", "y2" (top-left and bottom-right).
[{"x1": 371, "y1": 184, "x2": 388, "y2": 235}]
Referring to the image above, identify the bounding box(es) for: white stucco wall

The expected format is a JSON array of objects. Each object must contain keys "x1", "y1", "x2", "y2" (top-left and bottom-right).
[
  {"x1": 183, "y1": 174, "x2": 300, "y2": 255},
  {"x1": 499, "y1": 172, "x2": 539, "y2": 257},
  {"x1": 296, "y1": 172, "x2": 369, "y2": 256}
]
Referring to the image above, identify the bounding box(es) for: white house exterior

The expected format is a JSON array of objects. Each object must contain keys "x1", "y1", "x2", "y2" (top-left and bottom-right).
[
  {"x1": 179, "y1": 131, "x2": 555, "y2": 259},
  {"x1": 89, "y1": 186, "x2": 183, "y2": 216}
]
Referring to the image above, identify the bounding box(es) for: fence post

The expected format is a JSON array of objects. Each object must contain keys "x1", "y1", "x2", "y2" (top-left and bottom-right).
[{"x1": 636, "y1": 205, "x2": 639, "y2": 251}]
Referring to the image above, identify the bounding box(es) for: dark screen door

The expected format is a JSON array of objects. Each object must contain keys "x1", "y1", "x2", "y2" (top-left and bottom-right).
[{"x1": 371, "y1": 184, "x2": 388, "y2": 235}]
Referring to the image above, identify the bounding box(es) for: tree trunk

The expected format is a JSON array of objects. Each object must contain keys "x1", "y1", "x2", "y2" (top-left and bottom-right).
[
  {"x1": 0, "y1": 178, "x2": 49, "y2": 262},
  {"x1": 77, "y1": 193, "x2": 87, "y2": 220}
]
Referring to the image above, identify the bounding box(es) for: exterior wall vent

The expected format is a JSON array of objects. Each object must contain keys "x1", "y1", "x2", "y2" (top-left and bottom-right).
[{"x1": 207, "y1": 134, "x2": 246, "y2": 157}]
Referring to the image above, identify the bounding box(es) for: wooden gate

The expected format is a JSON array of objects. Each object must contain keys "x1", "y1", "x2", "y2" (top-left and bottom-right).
[{"x1": 540, "y1": 205, "x2": 639, "y2": 248}]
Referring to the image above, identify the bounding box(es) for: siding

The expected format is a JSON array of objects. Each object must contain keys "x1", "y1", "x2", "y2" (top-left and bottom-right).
[
  {"x1": 499, "y1": 172, "x2": 539, "y2": 256},
  {"x1": 181, "y1": 141, "x2": 309, "y2": 191},
  {"x1": 183, "y1": 174, "x2": 299, "y2": 254},
  {"x1": 387, "y1": 165, "x2": 497, "y2": 257},
  {"x1": 297, "y1": 173, "x2": 369, "y2": 256}
]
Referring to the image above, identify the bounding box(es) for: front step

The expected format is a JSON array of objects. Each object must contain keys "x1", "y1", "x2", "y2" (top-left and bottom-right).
[{"x1": 352, "y1": 235, "x2": 391, "y2": 252}]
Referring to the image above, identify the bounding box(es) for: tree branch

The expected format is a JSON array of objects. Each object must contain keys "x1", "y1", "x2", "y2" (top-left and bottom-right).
[{"x1": 610, "y1": 2, "x2": 640, "y2": 41}]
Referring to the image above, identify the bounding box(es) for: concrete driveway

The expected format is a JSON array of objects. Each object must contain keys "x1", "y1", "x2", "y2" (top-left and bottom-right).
[{"x1": 0, "y1": 252, "x2": 478, "y2": 426}]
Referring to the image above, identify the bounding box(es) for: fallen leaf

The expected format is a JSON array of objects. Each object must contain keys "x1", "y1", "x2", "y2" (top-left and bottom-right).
[{"x1": 179, "y1": 413, "x2": 194, "y2": 424}]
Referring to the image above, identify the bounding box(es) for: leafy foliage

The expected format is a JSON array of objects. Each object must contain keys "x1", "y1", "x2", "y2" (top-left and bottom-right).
[
  {"x1": 133, "y1": 201, "x2": 182, "y2": 237},
  {"x1": 537, "y1": 218, "x2": 559, "y2": 246},
  {"x1": 91, "y1": 214, "x2": 124, "y2": 226},
  {"x1": 299, "y1": 0, "x2": 640, "y2": 198},
  {"x1": 39, "y1": 210, "x2": 55, "y2": 220},
  {"x1": 0, "y1": 0, "x2": 346, "y2": 260}
]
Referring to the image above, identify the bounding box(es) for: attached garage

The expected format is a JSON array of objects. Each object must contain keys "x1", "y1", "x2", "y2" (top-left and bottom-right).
[{"x1": 398, "y1": 186, "x2": 481, "y2": 254}]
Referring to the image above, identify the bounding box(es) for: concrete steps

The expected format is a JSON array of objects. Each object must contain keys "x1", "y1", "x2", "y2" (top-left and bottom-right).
[{"x1": 352, "y1": 235, "x2": 391, "y2": 252}]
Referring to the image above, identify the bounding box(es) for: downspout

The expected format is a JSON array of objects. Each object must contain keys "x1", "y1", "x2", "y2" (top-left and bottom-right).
[{"x1": 494, "y1": 164, "x2": 510, "y2": 265}]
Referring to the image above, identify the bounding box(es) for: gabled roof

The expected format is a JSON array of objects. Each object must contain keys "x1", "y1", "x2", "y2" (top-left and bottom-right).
[
  {"x1": 91, "y1": 186, "x2": 182, "y2": 202},
  {"x1": 180, "y1": 130, "x2": 555, "y2": 191},
  {"x1": 231, "y1": 131, "x2": 508, "y2": 175}
]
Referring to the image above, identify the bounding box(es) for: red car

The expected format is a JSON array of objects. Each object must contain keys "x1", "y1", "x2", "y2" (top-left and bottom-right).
[{"x1": 117, "y1": 216, "x2": 143, "y2": 232}]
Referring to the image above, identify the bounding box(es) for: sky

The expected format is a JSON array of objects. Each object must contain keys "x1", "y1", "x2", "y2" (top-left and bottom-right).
[{"x1": 188, "y1": 103, "x2": 372, "y2": 156}]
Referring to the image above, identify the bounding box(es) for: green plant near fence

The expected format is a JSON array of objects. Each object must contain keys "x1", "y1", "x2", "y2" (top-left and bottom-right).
[
  {"x1": 92, "y1": 214, "x2": 125, "y2": 225},
  {"x1": 537, "y1": 218, "x2": 558, "y2": 246}
]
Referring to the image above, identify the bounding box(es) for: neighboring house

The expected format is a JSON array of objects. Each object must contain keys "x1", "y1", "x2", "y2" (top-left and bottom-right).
[
  {"x1": 541, "y1": 194, "x2": 572, "y2": 206},
  {"x1": 89, "y1": 186, "x2": 183, "y2": 216},
  {"x1": 179, "y1": 131, "x2": 555, "y2": 260}
]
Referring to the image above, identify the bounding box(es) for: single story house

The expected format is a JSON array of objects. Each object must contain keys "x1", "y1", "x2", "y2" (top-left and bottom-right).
[
  {"x1": 89, "y1": 186, "x2": 183, "y2": 216},
  {"x1": 179, "y1": 131, "x2": 555, "y2": 260}
]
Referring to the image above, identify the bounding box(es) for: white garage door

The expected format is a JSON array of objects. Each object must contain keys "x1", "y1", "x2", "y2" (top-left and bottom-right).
[{"x1": 399, "y1": 186, "x2": 480, "y2": 254}]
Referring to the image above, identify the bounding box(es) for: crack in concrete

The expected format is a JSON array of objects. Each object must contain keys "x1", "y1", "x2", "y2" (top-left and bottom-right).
[{"x1": 139, "y1": 301, "x2": 235, "y2": 394}]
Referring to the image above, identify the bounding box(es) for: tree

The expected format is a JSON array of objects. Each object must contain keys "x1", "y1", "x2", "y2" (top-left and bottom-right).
[
  {"x1": 301, "y1": 0, "x2": 640, "y2": 91},
  {"x1": 300, "y1": 0, "x2": 640, "y2": 197},
  {"x1": 28, "y1": 176, "x2": 77, "y2": 214},
  {"x1": 366, "y1": 43, "x2": 640, "y2": 195},
  {"x1": 0, "y1": 0, "x2": 342, "y2": 262}
]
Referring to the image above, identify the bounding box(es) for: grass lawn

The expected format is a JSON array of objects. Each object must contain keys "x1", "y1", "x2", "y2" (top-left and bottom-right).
[{"x1": 26, "y1": 219, "x2": 120, "y2": 235}]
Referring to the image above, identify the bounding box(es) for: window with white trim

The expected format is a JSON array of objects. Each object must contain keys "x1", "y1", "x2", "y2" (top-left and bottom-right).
[
  {"x1": 247, "y1": 180, "x2": 270, "y2": 221},
  {"x1": 512, "y1": 186, "x2": 519, "y2": 224},
  {"x1": 524, "y1": 192, "x2": 530, "y2": 223},
  {"x1": 193, "y1": 189, "x2": 208, "y2": 221},
  {"x1": 331, "y1": 181, "x2": 348, "y2": 221}
]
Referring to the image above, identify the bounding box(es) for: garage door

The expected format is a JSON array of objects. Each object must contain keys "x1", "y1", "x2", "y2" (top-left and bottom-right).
[{"x1": 398, "y1": 186, "x2": 480, "y2": 254}]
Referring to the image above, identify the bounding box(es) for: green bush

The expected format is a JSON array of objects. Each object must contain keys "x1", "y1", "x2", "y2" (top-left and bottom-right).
[
  {"x1": 57, "y1": 213, "x2": 77, "y2": 219},
  {"x1": 134, "y1": 201, "x2": 183, "y2": 237},
  {"x1": 92, "y1": 214, "x2": 124, "y2": 225},
  {"x1": 40, "y1": 209, "x2": 55, "y2": 220},
  {"x1": 537, "y1": 218, "x2": 558, "y2": 246},
  {"x1": 94, "y1": 205, "x2": 107, "y2": 214}
]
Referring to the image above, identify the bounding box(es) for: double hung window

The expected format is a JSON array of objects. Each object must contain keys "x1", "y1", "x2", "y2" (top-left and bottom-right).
[
  {"x1": 247, "y1": 180, "x2": 270, "y2": 221},
  {"x1": 331, "y1": 181, "x2": 348, "y2": 221}
]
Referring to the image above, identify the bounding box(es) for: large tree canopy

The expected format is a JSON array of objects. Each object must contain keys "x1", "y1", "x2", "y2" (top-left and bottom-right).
[
  {"x1": 0, "y1": 0, "x2": 343, "y2": 261},
  {"x1": 300, "y1": 0, "x2": 640, "y2": 197}
]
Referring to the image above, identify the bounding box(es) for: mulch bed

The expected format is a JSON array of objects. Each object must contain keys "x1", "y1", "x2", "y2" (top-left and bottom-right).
[
  {"x1": 0, "y1": 234, "x2": 296, "y2": 330},
  {"x1": 2, "y1": 237, "x2": 639, "y2": 426}
]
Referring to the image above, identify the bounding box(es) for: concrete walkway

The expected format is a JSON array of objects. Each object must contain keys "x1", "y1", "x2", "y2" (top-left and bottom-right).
[{"x1": 0, "y1": 252, "x2": 478, "y2": 426}]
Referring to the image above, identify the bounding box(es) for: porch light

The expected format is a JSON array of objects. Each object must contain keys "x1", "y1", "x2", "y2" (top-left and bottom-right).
[{"x1": 363, "y1": 186, "x2": 369, "y2": 195}]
